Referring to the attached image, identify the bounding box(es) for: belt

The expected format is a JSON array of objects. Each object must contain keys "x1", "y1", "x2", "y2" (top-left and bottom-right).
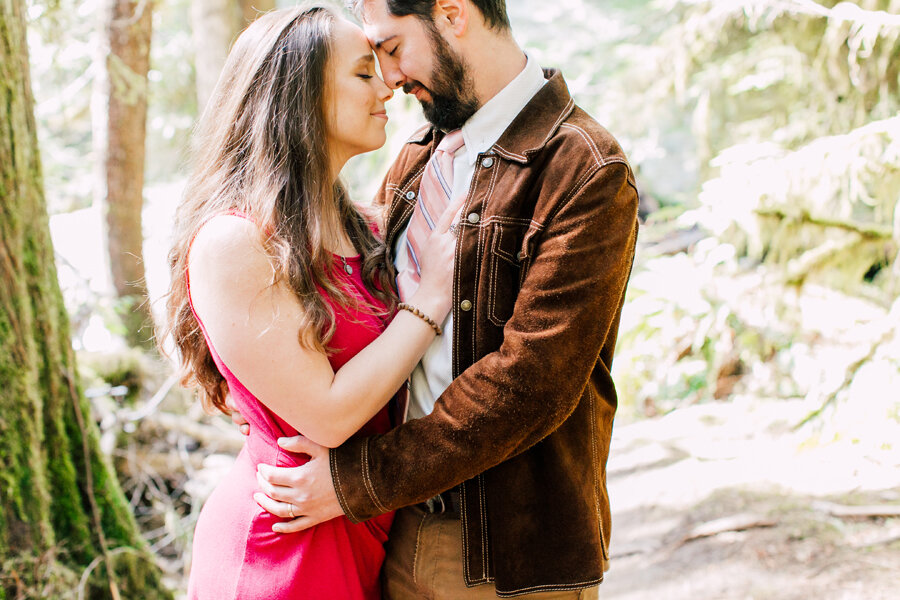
[{"x1": 421, "y1": 486, "x2": 461, "y2": 515}]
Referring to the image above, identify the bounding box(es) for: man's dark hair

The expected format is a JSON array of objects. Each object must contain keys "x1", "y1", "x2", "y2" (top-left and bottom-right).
[{"x1": 348, "y1": 0, "x2": 510, "y2": 32}]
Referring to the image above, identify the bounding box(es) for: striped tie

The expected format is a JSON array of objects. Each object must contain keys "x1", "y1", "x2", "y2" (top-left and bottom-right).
[{"x1": 396, "y1": 129, "x2": 465, "y2": 300}]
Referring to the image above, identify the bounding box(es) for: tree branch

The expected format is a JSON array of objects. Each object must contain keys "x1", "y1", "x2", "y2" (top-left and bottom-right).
[{"x1": 755, "y1": 208, "x2": 894, "y2": 239}]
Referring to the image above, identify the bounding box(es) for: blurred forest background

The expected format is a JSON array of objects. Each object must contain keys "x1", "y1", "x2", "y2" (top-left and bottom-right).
[{"x1": 2, "y1": 0, "x2": 899, "y2": 598}]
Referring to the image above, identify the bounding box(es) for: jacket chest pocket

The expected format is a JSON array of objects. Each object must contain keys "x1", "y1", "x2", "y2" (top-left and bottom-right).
[{"x1": 486, "y1": 222, "x2": 530, "y2": 327}]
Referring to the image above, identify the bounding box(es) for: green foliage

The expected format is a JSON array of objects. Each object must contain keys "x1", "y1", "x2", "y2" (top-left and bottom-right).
[{"x1": 649, "y1": 0, "x2": 900, "y2": 298}]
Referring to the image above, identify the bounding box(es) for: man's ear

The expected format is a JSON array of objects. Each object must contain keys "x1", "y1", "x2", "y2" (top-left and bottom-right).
[{"x1": 433, "y1": 0, "x2": 469, "y2": 37}]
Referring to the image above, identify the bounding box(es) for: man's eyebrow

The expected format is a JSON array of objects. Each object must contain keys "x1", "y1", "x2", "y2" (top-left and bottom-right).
[{"x1": 372, "y1": 35, "x2": 397, "y2": 50}]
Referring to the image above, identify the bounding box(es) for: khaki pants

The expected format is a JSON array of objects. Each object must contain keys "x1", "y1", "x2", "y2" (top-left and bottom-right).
[{"x1": 382, "y1": 506, "x2": 600, "y2": 600}]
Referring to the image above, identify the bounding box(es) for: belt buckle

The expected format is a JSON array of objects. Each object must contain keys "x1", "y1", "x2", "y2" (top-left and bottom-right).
[{"x1": 424, "y1": 493, "x2": 447, "y2": 514}]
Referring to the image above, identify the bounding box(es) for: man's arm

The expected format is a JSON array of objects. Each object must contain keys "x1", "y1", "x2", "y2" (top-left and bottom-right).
[{"x1": 330, "y1": 161, "x2": 639, "y2": 522}]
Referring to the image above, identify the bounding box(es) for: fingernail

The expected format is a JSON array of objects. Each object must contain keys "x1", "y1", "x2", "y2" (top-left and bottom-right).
[
  {"x1": 276, "y1": 438, "x2": 287, "y2": 447},
  {"x1": 253, "y1": 493, "x2": 261, "y2": 504},
  {"x1": 272, "y1": 525, "x2": 282, "y2": 533}
]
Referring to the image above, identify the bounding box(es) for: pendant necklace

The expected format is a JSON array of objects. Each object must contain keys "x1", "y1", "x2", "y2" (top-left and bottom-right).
[{"x1": 340, "y1": 255, "x2": 353, "y2": 275}]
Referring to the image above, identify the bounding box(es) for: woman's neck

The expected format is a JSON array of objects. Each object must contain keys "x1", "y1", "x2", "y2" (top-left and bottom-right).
[{"x1": 322, "y1": 221, "x2": 357, "y2": 257}]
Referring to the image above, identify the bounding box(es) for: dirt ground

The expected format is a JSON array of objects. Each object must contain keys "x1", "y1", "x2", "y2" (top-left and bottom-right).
[{"x1": 602, "y1": 397, "x2": 900, "y2": 599}]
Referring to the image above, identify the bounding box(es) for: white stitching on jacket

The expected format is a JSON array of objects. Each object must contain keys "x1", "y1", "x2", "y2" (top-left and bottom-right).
[
  {"x1": 330, "y1": 449, "x2": 358, "y2": 523},
  {"x1": 560, "y1": 123, "x2": 604, "y2": 168},
  {"x1": 361, "y1": 439, "x2": 388, "y2": 514}
]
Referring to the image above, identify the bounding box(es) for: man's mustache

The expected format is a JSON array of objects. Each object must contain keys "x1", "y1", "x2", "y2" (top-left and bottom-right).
[{"x1": 403, "y1": 81, "x2": 427, "y2": 97}]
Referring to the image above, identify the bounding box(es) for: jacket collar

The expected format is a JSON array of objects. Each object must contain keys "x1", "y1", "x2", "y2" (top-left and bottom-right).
[{"x1": 406, "y1": 69, "x2": 575, "y2": 165}]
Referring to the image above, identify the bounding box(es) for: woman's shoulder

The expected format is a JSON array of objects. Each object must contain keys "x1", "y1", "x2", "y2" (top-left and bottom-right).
[
  {"x1": 191, "y1": 213, "x2": 262, "y2": 252},
  {"x1": 189, "y1": 214, "x2": 270, "y2": 282}
]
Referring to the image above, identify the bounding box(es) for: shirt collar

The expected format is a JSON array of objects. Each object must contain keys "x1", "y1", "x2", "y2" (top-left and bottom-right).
[{"x1": 460, "y1": 53, "x2": 546, "y2": 165}]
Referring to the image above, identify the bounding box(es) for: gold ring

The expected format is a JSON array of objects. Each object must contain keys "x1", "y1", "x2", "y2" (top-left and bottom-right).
[{"x1": 288, "y1": 503, "x2": 296, "y2": 519}]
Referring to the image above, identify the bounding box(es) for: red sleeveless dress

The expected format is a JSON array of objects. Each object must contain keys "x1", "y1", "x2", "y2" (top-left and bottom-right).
[{"x1": 186, "y1": 219, "x2": 396, "y2": 599}]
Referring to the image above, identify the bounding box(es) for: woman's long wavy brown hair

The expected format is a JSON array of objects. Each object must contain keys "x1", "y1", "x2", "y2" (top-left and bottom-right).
[{"x1": 162, "y1": 4, "x2": 396, "y2": 415}]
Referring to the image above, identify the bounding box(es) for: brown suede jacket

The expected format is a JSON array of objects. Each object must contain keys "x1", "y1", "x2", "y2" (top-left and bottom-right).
[{"x1": 331, "y1": 69, "x2": 639, "y2": 596}]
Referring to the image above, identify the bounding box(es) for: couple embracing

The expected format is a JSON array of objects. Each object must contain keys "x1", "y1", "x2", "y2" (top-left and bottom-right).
[{"x1": 164, "y1": 0, "x2": 639, "y2": 598}]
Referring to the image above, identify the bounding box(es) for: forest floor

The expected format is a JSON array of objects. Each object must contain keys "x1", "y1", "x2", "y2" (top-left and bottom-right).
[{"x1": 603, "y1": 397, "x2": 900, "y2": 599}]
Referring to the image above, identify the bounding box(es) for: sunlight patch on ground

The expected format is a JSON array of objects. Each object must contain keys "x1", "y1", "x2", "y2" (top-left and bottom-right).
[{"x1": 609, "y1": 395, "x2": 900, "y2": 516}]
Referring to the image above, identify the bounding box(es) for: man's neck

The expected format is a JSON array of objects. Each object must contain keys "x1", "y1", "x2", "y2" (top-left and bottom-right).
[{"x1": 464, "y1": 33, "x2": 527, "y2": 110}]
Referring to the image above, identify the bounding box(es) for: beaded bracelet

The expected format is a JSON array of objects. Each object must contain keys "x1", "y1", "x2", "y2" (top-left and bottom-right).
[{"x1": 397, "y1": 302, "x2": 443, "y2": 336}]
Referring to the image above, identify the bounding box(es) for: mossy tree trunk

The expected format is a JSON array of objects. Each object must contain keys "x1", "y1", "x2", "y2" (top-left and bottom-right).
[
  {"x1": 101, "y1": 0, "x2": 155, "y2": 350},
  {"x1": 0, "y1": 1, "x2": 171, "y2": 597}
]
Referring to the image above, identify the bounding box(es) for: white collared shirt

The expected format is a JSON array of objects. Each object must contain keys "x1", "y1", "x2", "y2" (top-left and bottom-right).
[{"x1": 394, "y1": 53, "x2": 546, "y2": 420}]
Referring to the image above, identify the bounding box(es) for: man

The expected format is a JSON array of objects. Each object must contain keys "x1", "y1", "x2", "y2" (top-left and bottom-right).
[{"x1": 251, "y1": 0, "x2": 639, "y2": 597}]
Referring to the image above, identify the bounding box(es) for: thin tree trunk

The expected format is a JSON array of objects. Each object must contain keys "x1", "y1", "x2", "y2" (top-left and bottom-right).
[
  {"x1": 192, "y1": 0, "x2": 275, "y2": 112},
  {"x1": 239, "y1": 0, "x2": 275, "y2": 27},
  {"x1": 103, "y1": 0, "x2": 154, "y2": 349},
  {"x1": 0, "y1": 1, "x2": 170, "y2": 597},
  {"x1": 191, "y1": 0, "x2": 239, "y2": 112}
]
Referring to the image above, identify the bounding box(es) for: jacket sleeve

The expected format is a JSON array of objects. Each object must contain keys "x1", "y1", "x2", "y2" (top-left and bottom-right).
[{"x1": 330, "y1": 161, "x2": 639, "y2": 523}]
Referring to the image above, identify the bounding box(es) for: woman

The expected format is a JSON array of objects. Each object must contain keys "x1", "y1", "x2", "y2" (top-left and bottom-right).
[{"x1": 164, "y1": 5, "x2": 459, "y2": 599}]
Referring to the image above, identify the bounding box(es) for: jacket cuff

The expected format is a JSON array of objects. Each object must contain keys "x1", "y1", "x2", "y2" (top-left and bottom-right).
[{"x1": 329, "y1": 436, "x2": 387, "y2": 523}]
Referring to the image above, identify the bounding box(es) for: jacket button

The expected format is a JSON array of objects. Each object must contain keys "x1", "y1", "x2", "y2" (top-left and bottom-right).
[
  {"x1": 516, "y1": 251, "x2": 526, "y2": 261},
  {"x1": 481, "y1": 157, "x2": 494, "y2": 168},
  {"x1": 405, "y1": 191, "x2": 416, "y2": 200},
  {"x1": 467, "y1": 212, "x2": 480, "y2": 224},
  {"x1": 460, "y1": 299, "x2": 473, "y2": 312}
]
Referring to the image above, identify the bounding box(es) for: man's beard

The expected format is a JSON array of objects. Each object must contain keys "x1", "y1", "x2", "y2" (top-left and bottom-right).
[{"x1": 403, "y1": 24, "x2": 479, "y2": 132}]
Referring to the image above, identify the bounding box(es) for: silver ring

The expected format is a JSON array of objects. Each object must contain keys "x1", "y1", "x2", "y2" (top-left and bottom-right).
[
  {"x1": 288, "y1": 503, "x2": 296, "y2": 519},
  {"x1": 448, "y1": 223, "x2": 459, "y2": 236}
]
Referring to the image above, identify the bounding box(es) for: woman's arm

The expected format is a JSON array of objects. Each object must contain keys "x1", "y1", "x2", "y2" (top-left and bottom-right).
[{"x1": 188, "y1": 213, "x2": 455, "y2": 448}]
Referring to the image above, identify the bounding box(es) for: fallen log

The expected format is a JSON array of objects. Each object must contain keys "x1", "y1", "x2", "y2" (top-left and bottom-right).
[
  {"x1": 812, "y1": 501, "x2": 900, "y2": 519},
  {"x1": 681, "y1": 513, "x2": 777, "y2": 543}
]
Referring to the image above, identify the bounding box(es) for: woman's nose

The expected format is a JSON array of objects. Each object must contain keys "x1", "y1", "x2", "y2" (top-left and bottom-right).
[{"x1": 378, "y1": 78, "x2": 394, "y2": 102}]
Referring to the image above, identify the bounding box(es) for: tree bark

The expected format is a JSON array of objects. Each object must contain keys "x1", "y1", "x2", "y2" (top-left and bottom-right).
[
  {"x1": 0, "y1": 1, "x2": 171, "y2": 597},
  {"x1": 102, "y1": 0, "x2": 155, "y2": 349},
  {"x1": 192, "y1": 0, "x2": 275, "y2": 112}
]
